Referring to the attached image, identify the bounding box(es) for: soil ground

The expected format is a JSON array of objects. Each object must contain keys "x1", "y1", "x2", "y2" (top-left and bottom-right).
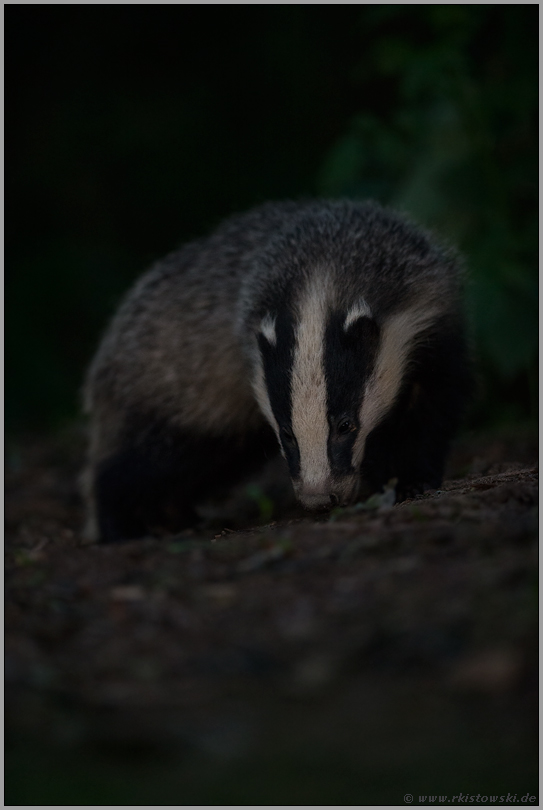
[{"x1": 5, "y1": 424, "x2": 539, "y2": 805}]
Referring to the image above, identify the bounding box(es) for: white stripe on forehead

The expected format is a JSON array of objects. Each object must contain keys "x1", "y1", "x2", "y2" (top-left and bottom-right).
[
  {"x1": 344, "y1": 298, "x2": 372, "y2": 330},
  {"x1": 291, "y1": 275, "x2": 332, "y2": 489},
  {"x1": 259, "y1": 313, "x2": 277, "y2": 345},
  {"x1": 251, "y1": 360, "x2": 280, "y2": 436},
  {"x1": 352, "y1": 303, "x2": 442, "y2": 467},
  {"x1": 252, "y1": 314, "x2": 278, "y2": 434}
]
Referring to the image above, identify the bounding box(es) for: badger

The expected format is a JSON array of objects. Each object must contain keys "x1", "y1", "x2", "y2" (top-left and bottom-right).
[{"x1": 82, "y1": 199, "x2": 472, "y2": 542}]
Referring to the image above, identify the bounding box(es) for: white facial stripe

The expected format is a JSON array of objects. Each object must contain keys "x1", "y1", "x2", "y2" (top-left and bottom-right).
[
  {"x1": 352, "y1": 304, "x2": 441, "y2": 467},
  {"x1": 251, "y1": 359, "x2": 280, "y2": 438},
  {"x1": 344, "y1": 298, "x2": 372, "y2": 329},
  {"x1": 291, "y1": 276, "x2": 332, "y2": 493},
  {"x1": 260, "y1": 313, "x2": 277, "y2": 345}
]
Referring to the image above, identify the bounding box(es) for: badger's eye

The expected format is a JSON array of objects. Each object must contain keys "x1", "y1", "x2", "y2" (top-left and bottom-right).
[{"x1": 337, "y1": 419, "x2": 355, "y2": 435}]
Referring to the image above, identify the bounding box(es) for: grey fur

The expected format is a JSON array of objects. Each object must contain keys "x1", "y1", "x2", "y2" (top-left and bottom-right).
[{"x1": 83, "y1": 199, "x2": 468, "y2": 541}]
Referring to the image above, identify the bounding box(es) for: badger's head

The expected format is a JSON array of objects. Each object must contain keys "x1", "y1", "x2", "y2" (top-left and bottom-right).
[{"x1": 252, "y1": 276, "x2": 439, "y2": 510}]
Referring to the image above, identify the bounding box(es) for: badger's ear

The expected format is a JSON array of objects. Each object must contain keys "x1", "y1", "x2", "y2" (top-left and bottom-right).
[
  {"x1": 344, "y1": 299, "x2": 372, "y2": 331},
  {"x1": 259, "y1": 313, "x2": 277, "y2": 346}
]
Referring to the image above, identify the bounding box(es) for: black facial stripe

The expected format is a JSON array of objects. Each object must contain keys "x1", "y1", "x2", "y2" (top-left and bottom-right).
[
  {"x1": 329, "y1": 429, "x2": 358, "y2": 475},
  {"x1": 258, "y1": 307, "x2": 300, "y2": 477},
  {"x1": 324, "y1": 311, "x2": 380, "y2": 475}
]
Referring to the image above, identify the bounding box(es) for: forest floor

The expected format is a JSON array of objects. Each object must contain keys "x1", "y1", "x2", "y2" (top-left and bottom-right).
[{"x1": 5, "y1": 424, "x2": 539, "y2": 805}]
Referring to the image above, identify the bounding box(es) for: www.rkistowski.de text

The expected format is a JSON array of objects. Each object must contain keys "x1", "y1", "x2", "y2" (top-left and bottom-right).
[{"x1": 403, "y1": 792, "x2": 537, "y2": 804}]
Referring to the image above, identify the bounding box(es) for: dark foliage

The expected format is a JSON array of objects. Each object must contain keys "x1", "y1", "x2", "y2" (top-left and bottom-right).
[{"x1": 6, "y1": 6, "x2": 537, "y2": 430}]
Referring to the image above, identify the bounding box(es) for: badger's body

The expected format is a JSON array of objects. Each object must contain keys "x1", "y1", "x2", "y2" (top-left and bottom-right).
[{"x1": 83, "y1": 200, "x2": 472, "y2": 542}]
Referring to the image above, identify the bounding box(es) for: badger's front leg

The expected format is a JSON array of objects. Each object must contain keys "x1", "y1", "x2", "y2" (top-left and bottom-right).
[
  {"x1": 360, "y1": 336, "x2": 472, "y2": 503},
  {"x1": 90, "y1": 434, "x2": 200, "y2": 543},
  {"x1": 87, "y1": 423, "x2": 279, "y2": 543},
  {"x1": 361, "y1": 397, "x2": 452, "y2": 504}
]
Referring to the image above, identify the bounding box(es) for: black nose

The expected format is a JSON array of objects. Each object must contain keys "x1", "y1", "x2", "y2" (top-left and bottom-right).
[{"x1": 329, "y1": 493, "x2": 340, "y2": 506}]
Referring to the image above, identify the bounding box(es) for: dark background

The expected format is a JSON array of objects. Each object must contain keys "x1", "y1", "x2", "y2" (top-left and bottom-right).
[
  {"x1": 6, "y1": 5, "x2": 538, "y2": 435},
  {"x1": 5, "y1": 8, "x2": 539, "y2": 805}
]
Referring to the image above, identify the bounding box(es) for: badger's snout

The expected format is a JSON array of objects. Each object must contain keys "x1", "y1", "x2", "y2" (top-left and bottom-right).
[
  {"x1": 295, "y1": 481, "x2": 355, "y2": 511},
  {"x1": 294, "y1": 480, "x2": 332, "y2": 510},
  {"x1": 294, "y1": 469, "x2": 361, "y2": 510},
  {"x1": 299, "y1": 492, "x2": 337, "y2": 511}
]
